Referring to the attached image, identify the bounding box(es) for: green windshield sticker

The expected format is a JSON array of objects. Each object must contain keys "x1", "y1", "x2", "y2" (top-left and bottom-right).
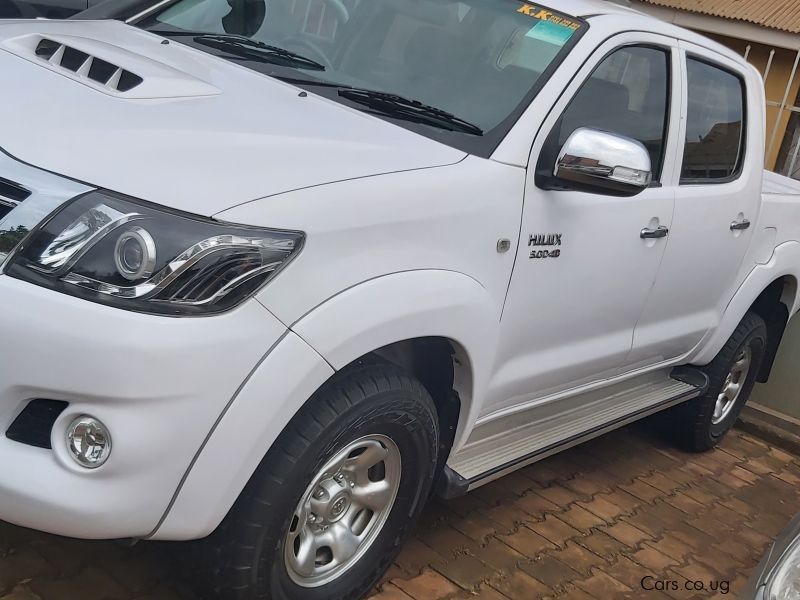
[
  {"x1": 525, "y1": 19, "x2": 576, "y2": 44},
  {"x1": 517, "y1": 4, "x2": 581, "y2": 31}
]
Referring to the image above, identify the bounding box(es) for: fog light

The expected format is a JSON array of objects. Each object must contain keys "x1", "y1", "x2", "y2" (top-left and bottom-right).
[{"x1": 66, "y1": 416, "x2": 111, "y2": 468}]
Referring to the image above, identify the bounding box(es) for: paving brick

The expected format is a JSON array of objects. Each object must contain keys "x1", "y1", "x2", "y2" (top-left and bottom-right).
[
  {"x1": 451, "y1": 513, "x2": 502, "y2": 544},
  {"x1": 768, "y1": 446, "x2": 796, "y2": 464},
  {"x1": 738, "y1": 456, "x2": 778, "y2": 476},
  {"x1": 602, "y1": 521, "x2": 653, "y2": 550},
  {"x1": 682, "y1": 485, "x2": 720, "y2": 506},
  {"x1": 716, "y1": 471, "x2": 753, "y2": 491},
  {"x1": 773, "y1": 469, "x2": 800, "y2": 486},
  {"x1": 519, "y1": 554, "x2": 581, "y2": 589},
  {"x1": 513, "y1": 492, "x2": 561, "y2": 519},
  {"x1": 546, "y1": 541, "x2": 606, "y2": 576},
  {"x1": 371, "y1": 583, "x2": 414, "y2": 600},
  {"x1": 526, "y1": 515, "x2": 581, "y2": 548},
  {"x1": 644, "y1": 533, "x2": 693, "y2": 563},
  {"x1": 532, "y1": 485, "x2": 581, "y2": 509},
  {"x1": 480, "y1": 503, "x2": 536, "y2": 533},
  {"x1": 472, "y1": 538, "x2": 525, "y2": 574},
  {"x1": 471, "y1": 585, "x2": 511, "y2": 600},
  {"x1": 392, "y1": 569, "x2": 460, "y2": 599},
  {"x1": 672, "y1": 559, "x2": 726, "y2": 585},
  {"x1": 557, "y1": 505, "x2": 606, "y2": 532},
  {"x1": 629, "y1": 545, "x2": 680, "y2": 572},
  {"x1": 0, "y1": 547, "x2": 57, "y2": 594},
  {"x1": 394, "y1": 538, "x2": 447, "y2": 574},
  {"x1": 28, "y1": 567, "x2": 129, "y2": 600},
  {"x1": 577, "y1": 494, "x2": 627, "y2": 522},
  {"x1": 497, "y1": 527, "x2": 556, "y2": 559},
  {"x1": 416, "y1": 526, "x2": 475, "y2": 559},
  {"x1": 489, "y1": 571, "x2": 550, "y2": 600},
  {"x1": 574, "y1": 569, "x2": 632, "y2": 596},
  {"x1": 434, "y1": 553, "x2": 493, "y2": 590},
  {"x1": 620, "y1": 479, "x2": 664, "y2": 504},
  {"x1": 560, "y1": 470, "x2": 614, "y2": 497},
  {"x1": 576, "y1": 531, "x2": 628, "y2": 560},
  {"x1": 443, "y1": 492, "x2": 491, "y2": 517},
  {"x1": 663, "y1": 493, "x2": 705, "y2": 516},
  {"x1": 603, "y1": 554, "x2": 661, "y2": 591}
]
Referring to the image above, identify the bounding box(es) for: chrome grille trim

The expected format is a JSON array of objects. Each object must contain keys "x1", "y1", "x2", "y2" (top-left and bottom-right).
[{"x1": 0, "y1": 150, "x2": 93, "y2": 271}]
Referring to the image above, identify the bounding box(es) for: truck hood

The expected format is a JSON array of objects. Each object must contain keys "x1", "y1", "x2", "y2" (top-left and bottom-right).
[{"x1": 0, "y1": 20, "x2": 466, "y2": 216}]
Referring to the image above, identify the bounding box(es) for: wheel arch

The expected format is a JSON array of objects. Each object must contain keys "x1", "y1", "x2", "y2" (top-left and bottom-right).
[
  {"x1": 152, "y1": 270, "x2": 497, "y2": 540},
  {"x1": 691, "y1": 242, "x2": 800, "y2": 371}
]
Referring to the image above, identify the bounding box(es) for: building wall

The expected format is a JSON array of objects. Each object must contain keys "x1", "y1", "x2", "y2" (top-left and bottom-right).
[
  {"x1": 701, "y1": 32, "x2": 800, "y2": 170},
  {"x1": 752, "y1": 317, "x2": 800, "y2": 419}
]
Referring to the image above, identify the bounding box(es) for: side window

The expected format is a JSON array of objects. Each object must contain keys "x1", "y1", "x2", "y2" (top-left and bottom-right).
[
  {"x1": 681, "y1": 58, "x2": 745, "y2": 182},
  {"x1": 542, "y1": 45, "x2": 670, "y2": 181}
]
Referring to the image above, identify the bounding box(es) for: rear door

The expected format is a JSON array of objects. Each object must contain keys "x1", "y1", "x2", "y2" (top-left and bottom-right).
[{"x1": 628, "y1": 42, "x2": 762, "y2": 367}]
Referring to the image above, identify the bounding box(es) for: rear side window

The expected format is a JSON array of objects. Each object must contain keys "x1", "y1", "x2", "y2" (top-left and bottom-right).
[{"x1": 681, "y1": 58, "x2": 746, "y2": 182}]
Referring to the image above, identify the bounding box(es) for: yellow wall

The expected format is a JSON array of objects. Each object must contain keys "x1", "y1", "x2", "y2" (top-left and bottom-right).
[{"x1": 703, "y1": 33, "x2": 800, "y2": 170}]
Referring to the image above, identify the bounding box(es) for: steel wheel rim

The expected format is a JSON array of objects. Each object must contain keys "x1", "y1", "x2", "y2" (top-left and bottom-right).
[
  {"x1": 712, "y1": 346, "x2": 752, "y2": 425},
  {"x1": 284, "y1": 434, "x2": 402, "y2": 587}
]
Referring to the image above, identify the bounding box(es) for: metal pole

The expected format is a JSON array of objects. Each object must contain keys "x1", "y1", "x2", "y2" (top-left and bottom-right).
[
  {"x1": 767, "y1": 49, "x2": 800, "y2": 168},
  {"x1": 744, "y1": 45, "x2": 752, "y2": 61},
  {"x1": 763, "y1": 49, "x2": 776, "y2": 87}
]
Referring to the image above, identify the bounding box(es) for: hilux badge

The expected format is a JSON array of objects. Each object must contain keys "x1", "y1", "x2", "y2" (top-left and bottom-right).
[{"x1": 528, "y1": 233, "x2": 562, "y2": 259}]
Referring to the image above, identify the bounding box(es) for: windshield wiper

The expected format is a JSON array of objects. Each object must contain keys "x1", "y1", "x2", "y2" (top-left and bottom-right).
[
  {"x1": 151, "y1": 31, "x2": 326, "y2": 71},
  {"x1": 337, "y1": 88, "x2": 483, "y2": 136}
]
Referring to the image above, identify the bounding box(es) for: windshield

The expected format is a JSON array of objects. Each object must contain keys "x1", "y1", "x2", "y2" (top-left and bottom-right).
[{"x1": 139, "y1": 0, "x2": 585, "y2": 155}]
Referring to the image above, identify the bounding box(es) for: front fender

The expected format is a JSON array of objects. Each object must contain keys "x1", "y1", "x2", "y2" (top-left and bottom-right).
[
  {"x1": 292, "y1": 269, "x2": 500, "y2": 449},
  {"x1": 153, "y1": 270, "x2": 499, "y2": 540}
]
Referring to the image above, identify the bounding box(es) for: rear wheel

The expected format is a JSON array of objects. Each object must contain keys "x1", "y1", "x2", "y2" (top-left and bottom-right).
[
  {"x1": 672, "y1": 312, "x2": 766, "y2": 452},
  {"x1": 205, "y1": 361, "x2": 439, "y2": 600}
]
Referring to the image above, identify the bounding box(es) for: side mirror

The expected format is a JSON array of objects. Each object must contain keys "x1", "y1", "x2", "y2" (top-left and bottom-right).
[{"x1": 554, "y1": 128, "x2": 652, "y2": 196}]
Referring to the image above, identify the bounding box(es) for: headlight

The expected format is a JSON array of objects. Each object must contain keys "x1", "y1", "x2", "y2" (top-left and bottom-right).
[
  {"x1": 767, "y1": 540, "x2": 800, "y2": 600},
  {"x1": 5, "y1": 190, "x2": 304, "y2": 316}
]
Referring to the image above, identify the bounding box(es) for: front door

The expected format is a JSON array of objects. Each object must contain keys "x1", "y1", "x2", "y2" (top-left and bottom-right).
[
  {"x1": 628, "y1": 42, "x2": 761, "y2": 367},
  {"x1": 484, "y1": 34, "x2": 682, "y2": 417}
]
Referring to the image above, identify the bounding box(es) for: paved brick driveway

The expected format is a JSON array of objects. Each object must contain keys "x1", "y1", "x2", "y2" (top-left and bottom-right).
[{"x1": 1, "y1": 425, "x2": 798, "y2": 600}]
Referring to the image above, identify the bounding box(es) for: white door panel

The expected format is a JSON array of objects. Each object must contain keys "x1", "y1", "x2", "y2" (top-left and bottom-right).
[
  {"x1": 485, "y1": 34, "x2": 682, "y2": 418},
  {"x1": 628, "y1": 43, "x2": 763, "y2": 367}
]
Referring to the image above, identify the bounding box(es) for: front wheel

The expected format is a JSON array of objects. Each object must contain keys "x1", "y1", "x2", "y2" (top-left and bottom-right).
[{"x1": 205, "y1": 361, "x2": 439, "y2": 600}]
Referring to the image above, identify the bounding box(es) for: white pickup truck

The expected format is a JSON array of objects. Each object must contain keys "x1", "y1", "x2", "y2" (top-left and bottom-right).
[{"x1": 1, "y1": 0, "x2": 799, "y2": 598}]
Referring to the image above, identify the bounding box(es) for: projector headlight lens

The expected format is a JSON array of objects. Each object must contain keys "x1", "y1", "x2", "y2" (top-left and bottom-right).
[
  {"x1": 114, "y1": 226, "x2": 156, "y2": 281},
  {"x1": 6, "y1": 190, "x2": 304, "y2": 315}
]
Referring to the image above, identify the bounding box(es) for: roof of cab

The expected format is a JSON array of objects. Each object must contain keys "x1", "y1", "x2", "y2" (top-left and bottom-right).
[
  {"x1": 556, "y1": 0, "x2": 749, "y2": 68},
  {"x1": 557, "y1": 0, "x2": 646, "y2": 18}
]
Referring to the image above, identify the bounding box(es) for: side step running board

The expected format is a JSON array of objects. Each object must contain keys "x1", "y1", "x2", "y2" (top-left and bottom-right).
[{"x1": 440, "y1": 367, "x2": 708, "y2": 498}]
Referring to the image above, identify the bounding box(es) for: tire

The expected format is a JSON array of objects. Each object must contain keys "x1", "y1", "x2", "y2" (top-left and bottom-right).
[
  {"x1": 203, "y1": 360, "x2": 439, "y2": 600},
  {"x1": 673, "y1": 311, "x2": 767, "y2": 452}
]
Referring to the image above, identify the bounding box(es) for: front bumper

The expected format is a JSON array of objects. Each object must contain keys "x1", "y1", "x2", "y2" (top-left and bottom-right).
[{"x1": 0, "y1": 274, "x2": 286, "y2": 539}]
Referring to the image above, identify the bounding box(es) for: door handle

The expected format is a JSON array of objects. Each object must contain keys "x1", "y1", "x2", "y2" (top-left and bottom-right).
[
  {"x1": 641, "y1": 225, "x2": 669, "y2": 239},
  {"x1": 730, "y1": 218, "x2": 751, "y2": 231}
]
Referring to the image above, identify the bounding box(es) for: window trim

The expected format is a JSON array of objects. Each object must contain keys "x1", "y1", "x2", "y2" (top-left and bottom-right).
[
  {"x1": 535, "y1": 42, "x2": 674, "y2": 189},
  {"x1": 679, "y1": 54, "x2": 748, "y2": 186}
]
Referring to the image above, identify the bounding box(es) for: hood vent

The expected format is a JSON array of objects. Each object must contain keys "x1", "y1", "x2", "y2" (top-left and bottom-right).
[
  {"x1": 0, "y1": 177, "x2": 31, "y2": 219},
  {"x1": 35, "y1": 38, "x2": 143, "y2": 93}
]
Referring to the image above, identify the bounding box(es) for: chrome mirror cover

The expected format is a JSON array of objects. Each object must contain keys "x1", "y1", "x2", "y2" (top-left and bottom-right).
[{"x1": 554, "y1": 128, "x2": 652, "y2": 196}]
